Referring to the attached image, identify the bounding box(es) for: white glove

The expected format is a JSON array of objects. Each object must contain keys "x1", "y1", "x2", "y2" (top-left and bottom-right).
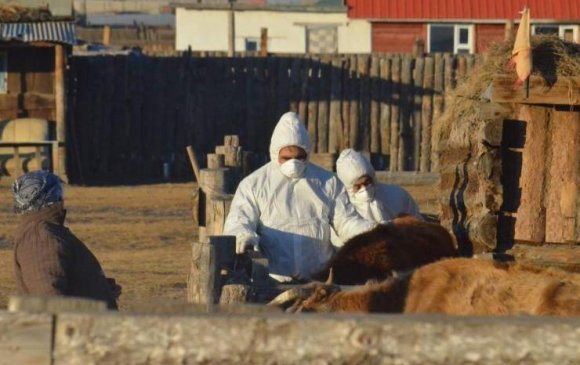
[{"x1": 235, "y1": 233, "x2": 259, "y2": 254}]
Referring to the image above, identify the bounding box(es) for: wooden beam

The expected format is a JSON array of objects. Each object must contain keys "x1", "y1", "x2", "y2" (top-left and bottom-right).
[
  {"x1": 0, "y1": 312, "x2": 52, "y2": 365},
  {"x1": 52, "y1": 313, "x2": 580, "y2": 365},
  {"x1": 375, "y1": 171, "x2": 440, "y2": 186},
  {"x1": 54, "y1": 44, "x2": 67, "y2": 181},
  {"x1": 8, "y1": 295, "x2": 107, "y2": 313},
  {"x1": 491, "y1": 75, "x2": 580, "y2": 106}
]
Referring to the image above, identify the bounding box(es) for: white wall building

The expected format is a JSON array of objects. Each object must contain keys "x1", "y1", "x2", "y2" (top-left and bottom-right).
[{"x1": 175, "y1": 4, "x2": 371, "y2": 54}]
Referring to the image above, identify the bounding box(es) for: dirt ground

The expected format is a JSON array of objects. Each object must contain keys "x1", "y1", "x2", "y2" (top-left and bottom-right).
[{"x1": 0, "y1": 179, "x2": 438, "y2": 311}]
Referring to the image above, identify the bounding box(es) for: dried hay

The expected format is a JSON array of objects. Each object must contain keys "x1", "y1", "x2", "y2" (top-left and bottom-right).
[
  {"x1": 438, "y1": 35, "x2": 580, "y2": 150},
  {"x1": 0, "y1": 4, "x2": 52, "y2": 23}
]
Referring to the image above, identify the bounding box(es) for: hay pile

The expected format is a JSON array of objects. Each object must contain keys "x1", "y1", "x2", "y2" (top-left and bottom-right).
[
  {"x1": 0, "y1": 4, "x2": 52, "y2": 22},
  {"x1": 438, "y1": 35, "x2": 580, "y2": 149}
]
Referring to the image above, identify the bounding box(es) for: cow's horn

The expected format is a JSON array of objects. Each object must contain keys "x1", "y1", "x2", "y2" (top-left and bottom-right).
[
  {"x1": 268, "y1": 288, "x2": 301, "y2": 306},
  {"x1": 325, "y1": 268, "x2": 334, "y2": 285}
]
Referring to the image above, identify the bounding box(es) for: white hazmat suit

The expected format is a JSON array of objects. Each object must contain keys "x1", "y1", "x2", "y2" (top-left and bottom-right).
[
  {"x1": 336, "y1": 149, "x2": 421, "y2": 223},
  {"x1": 224, "y1": 113, "x2": 376, "y2": 282}
]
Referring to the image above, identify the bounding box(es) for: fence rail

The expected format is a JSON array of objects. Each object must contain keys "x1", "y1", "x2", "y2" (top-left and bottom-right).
[{"x1": 67, "y1": 53, "x2": 479, "y2": 183}]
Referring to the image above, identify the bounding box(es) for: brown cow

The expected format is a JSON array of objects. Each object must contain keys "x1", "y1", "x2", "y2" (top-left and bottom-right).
[
  {"x1": 312, "y1": 215, "x2": 458, "y2": 285},
  {"x1": 272, "y1": 258, "x2": 580, "y2": 316}
]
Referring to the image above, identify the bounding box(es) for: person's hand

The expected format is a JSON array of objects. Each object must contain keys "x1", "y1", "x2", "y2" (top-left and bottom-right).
[{"x1": 236, "y1": 234, "x2": 259, "y2": 254}]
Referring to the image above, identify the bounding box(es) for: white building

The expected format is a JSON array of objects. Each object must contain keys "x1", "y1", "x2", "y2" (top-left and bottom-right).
[{"x1": 175, "y1": 3, "x2": 371, "y2": 54}]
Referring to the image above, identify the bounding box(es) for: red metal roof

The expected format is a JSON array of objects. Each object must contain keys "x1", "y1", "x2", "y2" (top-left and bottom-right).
[{"x1": 347, "y1": 0, "x2": 580, "y2": 21}]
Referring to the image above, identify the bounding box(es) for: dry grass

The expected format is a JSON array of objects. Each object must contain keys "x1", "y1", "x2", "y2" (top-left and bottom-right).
[{"x1": 0, "y1": 179, "x2": 437, "y2": 311}]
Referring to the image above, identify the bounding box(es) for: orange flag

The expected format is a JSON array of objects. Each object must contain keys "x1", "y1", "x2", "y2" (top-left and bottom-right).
[{"x1": 508, "y1": 7, "x2": 532, "y2": 89}]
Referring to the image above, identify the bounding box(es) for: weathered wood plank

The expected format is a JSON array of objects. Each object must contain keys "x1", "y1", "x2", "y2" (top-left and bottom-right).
[
  {"x1": 514, "y1": 106, "x2": 549, "y2": 243},
  {"x1": 379, "y1": 57, "x2": 391, "y2": 156},
  {"x1": 412, "y1": 57, "x2": 424, "y2": 171},
  {"x1": 328, "y1": 58, "x2": 342, "y2": 153},
  {"x1": 544, "y1": 110, "x2": 579, "y2": 243},
  {"x1": 420, "y1": 57, "x2": 434, "y2": 172},
  {"x1": 53, "y1": 313, "x2": 580, "y2": 365},
  {"x1": 389, "y1": 56, "x2": 401, "y2": 171},
  {"x1": 491, "y1": 75, "x2": 580, "y2": 106},
  {"x1": 370, "y1": 56, "x2": 380, "y2": 154},
  {"x1": 8, "y1": 296, "x2": 107, "y2": 314},
  {"x1": 348, "y1": 56, "x2": 359, "y2": 150},
  {"x1": 0, "y1": 312, "x2": 52, "y2": 365}
]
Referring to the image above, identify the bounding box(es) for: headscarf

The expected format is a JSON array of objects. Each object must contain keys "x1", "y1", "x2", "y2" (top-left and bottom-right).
[{"x1": 11, "y1": 170, "x2": 64, "y2": 214}]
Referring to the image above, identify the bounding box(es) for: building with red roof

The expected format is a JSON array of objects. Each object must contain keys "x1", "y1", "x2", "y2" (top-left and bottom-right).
[{"x1": 346, "y1": 0, "x2": 579, "y2": 53}]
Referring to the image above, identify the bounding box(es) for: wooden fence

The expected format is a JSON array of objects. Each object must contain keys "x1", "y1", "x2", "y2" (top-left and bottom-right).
[{"x1": 67, "y1": 53, "x2": 478, "y2": 184}]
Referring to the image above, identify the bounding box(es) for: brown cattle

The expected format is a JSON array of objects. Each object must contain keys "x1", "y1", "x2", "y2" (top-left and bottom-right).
[
  {"x1": 313, "y1": 215, "x2": 458, "y2": 285},
  {"x1": 272, "y1": 258, "x2": 580, "y2": 316}
]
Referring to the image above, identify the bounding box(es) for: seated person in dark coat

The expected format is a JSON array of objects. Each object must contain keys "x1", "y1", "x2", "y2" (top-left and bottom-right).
[{"x1": 12, "y1": 170, "x2": 120, "y2": 309}]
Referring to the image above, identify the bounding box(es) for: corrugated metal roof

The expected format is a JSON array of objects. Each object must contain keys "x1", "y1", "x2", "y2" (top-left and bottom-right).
[
  {"x1": 0, "y1": 22, "x2": 76, "y2": 44},
  {"x1": 347, "y1": 0, "x2": 580, "y2": 21}
]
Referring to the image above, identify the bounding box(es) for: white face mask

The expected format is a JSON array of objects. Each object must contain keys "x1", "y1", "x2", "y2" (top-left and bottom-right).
[
  {"x1": 279, "y1": 159, "x2": 307, "y2": 179},
  {"x1": 352, "y1": 185, "x2": 375, "y2": 203}
]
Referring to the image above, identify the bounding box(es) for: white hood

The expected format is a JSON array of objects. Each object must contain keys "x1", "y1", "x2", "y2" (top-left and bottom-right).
[
  {"x1": 336, "y1": 149, "x2": 375, "y2": 189},
  {"x1": 269, "y1": 112, "x2": 312, "y2": 164}
]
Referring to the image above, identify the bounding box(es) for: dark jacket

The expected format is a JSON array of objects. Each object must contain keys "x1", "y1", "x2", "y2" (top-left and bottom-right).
[{"x1": 13, "y1": 203, "x2": 118, "y2": 309}]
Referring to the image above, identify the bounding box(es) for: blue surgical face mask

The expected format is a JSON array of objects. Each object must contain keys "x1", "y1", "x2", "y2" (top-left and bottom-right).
[{"x1": 279, "y1": 159, "x2": 307, "y2": 179}]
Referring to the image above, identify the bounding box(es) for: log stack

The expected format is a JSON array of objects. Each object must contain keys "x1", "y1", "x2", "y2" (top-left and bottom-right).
[{"x1": 437, "y1": 38, "x2": 580, "y2": 271}]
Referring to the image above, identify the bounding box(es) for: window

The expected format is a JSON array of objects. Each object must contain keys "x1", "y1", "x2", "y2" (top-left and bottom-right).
[
  {"x1": 428, "y1": 24, "x2": 474, "y2": 54},
  {"x1": 0, "y1": 53, "x2": 6, "y2": 93},
  {"x1": 245, "y1": 38, "x2": 260, "y2": 52},
  {"x1": 306, "y1": 25, "x2": 338, "y2": 54},
  {"x1": 532, "y1": 24, "x2": 579, "y2": 43}
]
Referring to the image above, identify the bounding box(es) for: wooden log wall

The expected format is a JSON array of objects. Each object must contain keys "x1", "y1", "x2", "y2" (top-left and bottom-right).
[
  {"x1": 439, "y1": 74, "x2": 580, "y2": 257},
  {"x1": 67, "y1": 53, "x2": 476, "y2": 184}
]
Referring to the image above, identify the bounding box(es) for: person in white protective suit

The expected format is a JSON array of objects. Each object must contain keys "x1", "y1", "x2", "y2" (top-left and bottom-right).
[
  {"x1": 223, "y1": 112, "x2": 377, "y2": 283},
  {"x1": 336, "y1": 148, "x2": 422, "y2": 223}
]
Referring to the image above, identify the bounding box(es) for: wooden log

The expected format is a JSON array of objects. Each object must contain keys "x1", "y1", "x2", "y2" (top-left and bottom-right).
[
  {"x1": 317, "y1": 59, "x2": 330, "y2": 153},
  {"x1": 370, "y1": 56, "x2": 380, "y2": 154},
  {"x1": 54, "y1": 44, "x2": 67, "y2": 181},
  {"x1": 224, "y1": 135, "x2": 240, "y2": 147},
  {"x1": 515, "y1": 106, "x2": 549, "y2": 243},
  {"x1": 444, "y1": 54, "x2": 455, "y2": 91},
  {"x1": 219, "y1": 284, "x2": 249, "y2": 304},
  {"x1": 420, "y1": 56, "x2": 434, "y2": 172},
  {"x1": 0, "y1": 312, "x2": 52, "y2": 365},
  {"x1": 412, "y1": 57, "x2": 424, "y2": 171},
  {"x1": 389, "y1": 56, "x2": 401, "y2": 171},
  {"x1": 215, "y1": 145, "x2": 242, "y2": 170},
  {"x1": 53, "y1": 313, "x2": 580, "y2": 365},
  {"x1": 328, "y1": 58, "x2": 342, "y2": 153},
  {"x1": 307, "y1": 60, "x2": 320, "y2": 152},
  {"x1": 544, "y1": 110, "x2": 579, "y2": 243},
  {"x1": 309, "y1": 153, "x2": 337, "y2": 172},
  {"x1": 199, "y1": 168, "x2": 236, "y2": 197},
  {"x1": 298, "y1": 58, "x2": 310, "y2": 130},
  {"x1": 510, "y1": 244, "x2": 580, "y2": 272},
  {"x1": 8, "y1": 296, "x2": 107, "y2": 313},
  {"x1": 187, "y1": 242, "x2": 215, "y2": 305},
  {"x1": 205, "y1": 196, "x2": 233, "y2": 237},
  {"x1": 348, "y1": 55, "x2": 359, "y2": 149},
  {"x1": 431, "y1": 54, "x2": 445, "y2": 172},
  {"x1": 374, "y1": 171, "x2": 440, "y2": 186},
  {"x1": 466, "y1": 213, "x2": 498, "y2": 251},
  {"x1": 289, "y1": 58, "x2": 302, "y2": 113},
  {"x1": 358, "y1": 55, "x2": 371, "y2": 152},
  {"x1": 491, "y1": 75, "x2": 580, "y2": 106},
  {"x1": 399, "y1": 56, "x2": 414, "y2": 171},
  {"x1": 341, "y1": 57, "x2": 351, "y2": 149},
  {"x1": 207, "y1": 153, "x2": 225, "y2": 169},
  {"x1": 379, "y1": 57, "x2": 391, "y2": 157}
]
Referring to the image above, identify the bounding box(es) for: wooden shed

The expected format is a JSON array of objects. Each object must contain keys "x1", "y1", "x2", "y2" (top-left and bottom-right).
[
  {"x1": 0, "y1": 4, "x2": 75, "y2": 179},
  {"x1": 437, "y1": 37, "x2": 579, "y2": 270}
]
